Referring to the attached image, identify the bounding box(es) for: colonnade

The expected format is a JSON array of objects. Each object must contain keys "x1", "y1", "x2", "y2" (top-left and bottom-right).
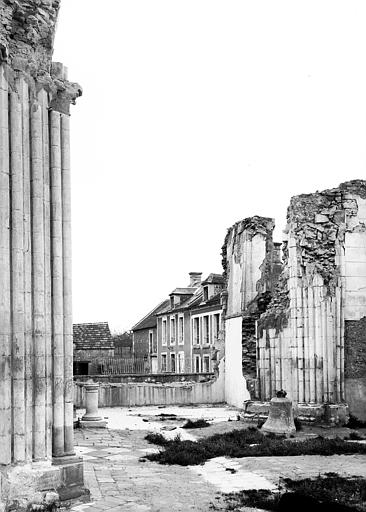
[
  {"x1": 0, "y1": 64, "x2": 74, "y2": 465},
  {"x1": 257, "y1": 238, "x2": 345, "y2": 403}
]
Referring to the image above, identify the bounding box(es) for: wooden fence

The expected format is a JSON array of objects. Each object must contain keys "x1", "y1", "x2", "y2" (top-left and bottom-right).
[{"x1": 98, "y1": 357, "x2": 150, "y2": 375}]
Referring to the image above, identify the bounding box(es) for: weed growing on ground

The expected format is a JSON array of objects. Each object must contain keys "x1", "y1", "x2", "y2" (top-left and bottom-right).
[
  {"x1": 346, "y1": 431, "x2": 365, "y2": 441},
  {"x1": 145, "y1": 428, "x2": 366, "y2": 465},
  {"x1": 213, "y1": 474, "x2": 366, "y2": 511},
  {"x1": 182, "y1": 419, "x2": 210, "y2": 429},
  {"x1": 347, "y1": 415, "x2": 366, "y2": 429},
  {"x1": 145, "y1": 432, "x2": 171, "y2": 446}
]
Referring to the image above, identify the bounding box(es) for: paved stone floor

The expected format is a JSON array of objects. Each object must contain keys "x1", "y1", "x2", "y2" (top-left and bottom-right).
[
  {"x1": 72, "y1": 428, "x2": 219, "y2": 512},
  {"x1": 70, "y1": 407, "x2": 366, "y2": 512}
]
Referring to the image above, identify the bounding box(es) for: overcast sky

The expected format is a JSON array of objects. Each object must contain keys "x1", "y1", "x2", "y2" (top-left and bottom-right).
[{"x1": 53, "y1": 1, "x2": 366, "y2": 333}]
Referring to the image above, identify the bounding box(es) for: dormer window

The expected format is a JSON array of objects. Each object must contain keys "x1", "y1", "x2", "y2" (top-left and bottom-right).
[
  {"x1": 203, "y1": 286, "x2": 209, "y2": 301},
  {"x1": 170, "y1": 296, "x2": 174, "y2": 308}
]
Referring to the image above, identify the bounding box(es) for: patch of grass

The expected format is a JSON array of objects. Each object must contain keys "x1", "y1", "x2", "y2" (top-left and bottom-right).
[
  {"x1": 347, "y1": 431, "x2": 365, "y2": 441},
  {"x1": 215, "y1": 489, "x2": 279, "y2": 511},
  {"x1": 347, "y1": 415, "x2": 366, "y2": 429},
  {"x1": 145, "y1": 428, "x2": 366, "y2": 466},
  {"x1": 157, "y1": 413, "x2": 178, "y2": 421},
  {"x1": 145, "y1": 432, "x2": 171, "y2": 446},
  {"x1": 216, "y1": 474, "x2": 366, "y2": 511},
  {"x1": 283, "y1": 474, "x2": 366, "y2": 510},
  {"x1": 182, "y1": 419, "x2": 210, "y2": 429}
]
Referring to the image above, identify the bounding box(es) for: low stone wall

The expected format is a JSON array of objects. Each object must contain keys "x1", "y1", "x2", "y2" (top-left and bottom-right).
[
  {"x1": 74, "y1": 368, "x2": 225, "y2": 408},
  {"x1": 73, "y1": 372, "x2": 214, "y2": 384}
]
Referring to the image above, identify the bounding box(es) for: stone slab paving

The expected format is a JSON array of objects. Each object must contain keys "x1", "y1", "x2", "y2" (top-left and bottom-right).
[
  {"x1": 193, "y1": 454, "x2": 366, "y2": 493},
  {"x1": 72, "y1": 428, "x2": 220, "y2": 512},
  {"x1": 71, "y1": 418, "x2": 366, "y2": 512}
]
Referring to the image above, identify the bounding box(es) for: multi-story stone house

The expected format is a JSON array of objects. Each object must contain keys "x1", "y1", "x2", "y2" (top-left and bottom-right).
[
  {"x1": 156, "y1": 272, "x2": 224, "y2": 374},
  {"x1": 131, "y1": 299, "x2": 170, "y2": 372},
  {"x1": 190, "y1": 274, "x2": 224, "y2": 373}
]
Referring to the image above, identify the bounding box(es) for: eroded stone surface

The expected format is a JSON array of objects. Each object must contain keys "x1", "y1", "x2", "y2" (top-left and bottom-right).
[{"x1": 70, "y1": 421, "x2": 366, "y2": 512}]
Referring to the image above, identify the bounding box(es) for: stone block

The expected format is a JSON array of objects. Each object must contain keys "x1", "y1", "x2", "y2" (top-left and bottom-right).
[
  {"x1": 79, "y1": 419, "x2": 107, "y2": 428},
  {"x1": 315, "y1": 214, "x2": 329, "y2": 223}
]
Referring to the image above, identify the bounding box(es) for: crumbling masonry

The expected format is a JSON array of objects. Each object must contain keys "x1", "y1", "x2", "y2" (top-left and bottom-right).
[
  {"x1": 223, "y1": 181, "x2": 366, "y2": 421},
  {"x1": 0, "y1": 0, "x2": 85, "y2": 507},
  {"x1": 221, "y1": 216, "x2": 281, "y2": 407}
]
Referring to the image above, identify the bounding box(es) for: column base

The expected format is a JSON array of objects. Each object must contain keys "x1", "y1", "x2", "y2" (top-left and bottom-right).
[
  {"x1": 79, "y1": 419, "x2": 107, "y2": 428},
  {"x1": 241, "y1": 401, "x2": 349, "y2": 426},
  {"x1": 52, "y1": 453, "x2": 82, "y2": 465},
  {"x1": 0, "y1": 457, "x2": 89, "y2": 511}
]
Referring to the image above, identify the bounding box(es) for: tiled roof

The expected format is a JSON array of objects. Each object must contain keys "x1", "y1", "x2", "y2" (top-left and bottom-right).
[
  {"x1": 158, "y1": 289, "x2": 203, "y2": 315},
  {"x1": 73, "y1": 322, "x2": 114, "y2": 350},
  {"x1": 131, "y1": 300, "x2": 170, "y2": 331},
  {"x1": 201, "y1": 273, "x2": 225, "y2": 285},
  {"x1": 191, "y1": 292, "x2": 222, "y2": 312},
  {"x1": 170, "y1": 287, "x2": 196, "y2": 295}
]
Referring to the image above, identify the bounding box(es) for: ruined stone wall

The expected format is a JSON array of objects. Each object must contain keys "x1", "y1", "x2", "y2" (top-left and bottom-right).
[
  {"x1": 257, "y1": 180, "x2": 366, "y2": 416},
  {"x1": 222, "y1": 216, "x2": 277, "y2": 406}
]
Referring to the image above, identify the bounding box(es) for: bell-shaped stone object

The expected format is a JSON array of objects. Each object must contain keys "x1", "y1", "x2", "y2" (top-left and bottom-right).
[{"x1": 262, "y1": 393, "x2": 296, "y2": 436}]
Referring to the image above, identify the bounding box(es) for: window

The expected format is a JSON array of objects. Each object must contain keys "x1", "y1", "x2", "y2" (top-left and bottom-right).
[
  {"x1": 203, "y1": 355, "x2": 210, "y2": 373},
  {"x1": 177, "y1": 351, "x2": 185, "y2": 373},
  {"x1": 213, "y1": 313, "x2": 220, "y2": 343},
  {"x1": 203, "y1": 316, "x2": 210, "y2": 344},
  {"x1": 161, "y1": 353, "x2": 167, "y2": 372},
  {"x1": 193, "y1": 354, "x2": 201, "y2": 373},
  {"x1": 149, "y1": 331, "x2": 154, "y2": 353},
  {"x1": 178, "y1": 316, "x2": 184, "y2": 345},
  {"x1": 203, "y1": 286, "x2": 209, "y2": 301},
  {"x1": 170, "y1": 353, "x2": 176, "y2": 373},
  {"x1": 193, "y1": 317, "x2": 200, "y2": 345},
  {"x1": 162, "y1": 318, "x2": 167, "y2": 346},
  {"x1": 170, "y1": 317, "x2": 176, "y2": 345}
]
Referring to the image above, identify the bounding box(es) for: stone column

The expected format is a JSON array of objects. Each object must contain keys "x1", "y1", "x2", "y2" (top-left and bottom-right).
[
  {"x1": 10, "y1": 87, "x2": 25, "y2": 463},
  {"x1": 61, "y1": 114, "x2": 75, "y2": 455},
  {"x1": 31, "y1": 94, "x2": 47, "y2": 461},
  {"x1": 50, "y1": 108, "x2": 65, "y2": 458},
  {"x1": 0, "y1": 65, "x2": 11, "y2": 466}
]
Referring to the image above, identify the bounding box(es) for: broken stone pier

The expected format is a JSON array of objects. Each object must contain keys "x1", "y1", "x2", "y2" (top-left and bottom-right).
[
  {"x1": 0, "y1": 0, "x2": 86, "y2": 508},
  {"x1": 222, "y1": 180, "x2": 366, "y2": 424}
]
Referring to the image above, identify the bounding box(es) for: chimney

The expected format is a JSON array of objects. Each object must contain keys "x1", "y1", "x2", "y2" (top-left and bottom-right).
[{"x1": 189, "y1": 272, "x2": 202, "y2": 287}]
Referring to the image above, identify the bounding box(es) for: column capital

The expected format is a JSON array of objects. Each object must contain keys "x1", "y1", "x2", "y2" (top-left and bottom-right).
[{"x1": 49, "y1": 62, "x2": 82, "y2": 115}]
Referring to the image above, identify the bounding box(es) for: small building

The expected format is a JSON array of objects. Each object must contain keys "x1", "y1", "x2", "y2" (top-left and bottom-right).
[
  {"x1": 131, "y1": 300, "x2": 170, "y2": 373},
  {"x1": 73, "y1": 322, "x2": 114, "y2": 375}
]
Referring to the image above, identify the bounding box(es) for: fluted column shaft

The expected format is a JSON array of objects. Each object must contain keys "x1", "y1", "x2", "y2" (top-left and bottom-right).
[
  {"x1": 61, "y1": 114, "x2": 74, "y2": 455},
  {"x1": 0, "y1": 63, "x2": 78, "y2": 465},
  {"x1": 50, "y1": 110, "x2": 65, "y2": 458},
  {"x1": 0, "y1": 66, "x2": 11, "y2": 466}
]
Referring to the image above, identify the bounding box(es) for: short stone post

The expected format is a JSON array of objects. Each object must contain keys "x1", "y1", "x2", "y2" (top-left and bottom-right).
[
  {"x1": 262, "y1": 390, "x2": 296, "y2": 436},
  {"x1": 80, "y1": 380, "x2": 107, "y2": 428}
]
